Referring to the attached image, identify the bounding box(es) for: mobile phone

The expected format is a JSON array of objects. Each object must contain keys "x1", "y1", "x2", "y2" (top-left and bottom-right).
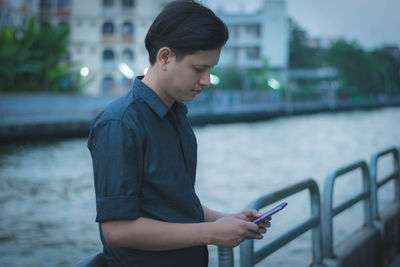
[{"x1": 252, "y1": 201, "x2": 287, "y2": 224}]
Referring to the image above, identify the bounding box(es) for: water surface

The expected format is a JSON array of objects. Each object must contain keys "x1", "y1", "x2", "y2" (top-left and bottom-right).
[{"x1": 1, "y1": 107, "x2": 399, "y2": 266}]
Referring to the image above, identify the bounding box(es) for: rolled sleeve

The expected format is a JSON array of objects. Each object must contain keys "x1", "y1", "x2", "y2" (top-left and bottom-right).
[
  {"x1": 88, "y1": 119, "x2": 143, "y2": 222},
  {"x1": 96, "y1": 196, "x2": 141, "y2": 222}
]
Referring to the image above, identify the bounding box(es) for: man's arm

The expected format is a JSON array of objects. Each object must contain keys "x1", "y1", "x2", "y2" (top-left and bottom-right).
[
  {"x1": 101, "y1": 216, "x2": 263, "y2": 250},
  {"x1": 202, "y1": 204, "x2": 228, "y2": 222}
]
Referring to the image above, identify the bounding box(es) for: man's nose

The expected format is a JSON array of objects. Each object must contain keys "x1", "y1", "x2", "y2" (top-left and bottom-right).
[{"x1": 199, "y1": 71, "x2": 211, "y2": 87}]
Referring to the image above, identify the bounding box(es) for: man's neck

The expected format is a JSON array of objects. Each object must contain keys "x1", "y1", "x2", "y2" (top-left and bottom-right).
[{"x1": 142, "y1": 68, "x2": 175, "y2": 108}]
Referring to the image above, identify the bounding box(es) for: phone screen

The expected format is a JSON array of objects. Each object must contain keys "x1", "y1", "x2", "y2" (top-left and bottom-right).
[{"x1": 252, "y1": 201, "x2": 287, "y2": 224}]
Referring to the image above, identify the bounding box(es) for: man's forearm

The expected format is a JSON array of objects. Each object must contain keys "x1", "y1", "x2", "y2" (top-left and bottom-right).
[
  {"x1": 101, "y1": 217, "x2": 212, "y2": 251},
  {"x1": 101, "y1": 215, "x2": 263, "y2": 251},
  {"x1": 202, "y1": 204, "x2": 228, "y2": 222}
]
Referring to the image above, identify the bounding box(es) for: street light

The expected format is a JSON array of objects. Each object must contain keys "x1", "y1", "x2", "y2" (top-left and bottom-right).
[{"x1": 80, "y1": 66, "x2": 89, "y2": 77}]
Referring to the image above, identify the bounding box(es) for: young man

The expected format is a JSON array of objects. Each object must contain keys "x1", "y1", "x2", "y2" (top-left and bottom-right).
[{"x1": 88, "y1": 1, "x2": 271, "y2": 266}]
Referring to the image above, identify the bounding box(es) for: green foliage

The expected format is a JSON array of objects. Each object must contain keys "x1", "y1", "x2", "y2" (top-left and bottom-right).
[
  {"x1": 246, "y1": 59, "x2": 271, "y2": 90},
  {"x1": 288, "y1": 17, "x2": 400, "y2": 97},
  {"x1": 325, "y1": 40, "x2": 377, "y2": 96},
  {"x1": 210, "y1": 59, "x2": 274, "y2": 91},
  {"x1": 371, "y1": 48, "x2": 400, "y2": 95},
  {"x1": 210, "y1": 66, "x2": 244, "y2": 90},
  {"x1": 288, "y1": 19, "x2": 326, "y2": 68},
  {"x1": 0, "y1": 17, "x2": 84, "y2": 93},
  {"x1": 325, "y1": 39, "x2": 400, "y2": 97}
]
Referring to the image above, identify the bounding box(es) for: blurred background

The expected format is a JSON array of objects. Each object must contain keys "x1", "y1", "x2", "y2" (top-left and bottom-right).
[{"x1": 0, "y1": 0, "x2": 399, "y2": 266}]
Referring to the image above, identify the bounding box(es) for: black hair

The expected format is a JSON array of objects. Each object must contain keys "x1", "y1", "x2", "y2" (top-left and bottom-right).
[{"x1": 145, "y1": 0, "x2": 229, "y2": 65}]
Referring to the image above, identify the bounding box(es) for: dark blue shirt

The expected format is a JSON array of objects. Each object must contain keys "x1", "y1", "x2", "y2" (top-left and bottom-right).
[{"x1": 88, "y1": 76, "x2": 208, "y2": 267}]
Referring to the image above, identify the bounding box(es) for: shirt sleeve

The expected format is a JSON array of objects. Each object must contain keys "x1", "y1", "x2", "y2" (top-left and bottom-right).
[{"x1": 88, "y1": 119, "x2": 143, "y2": 222}]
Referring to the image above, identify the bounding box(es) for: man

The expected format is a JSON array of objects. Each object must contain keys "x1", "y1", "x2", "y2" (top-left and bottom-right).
[{"x1": 88, "y1": 1, "x2": 271, "y2": 266}]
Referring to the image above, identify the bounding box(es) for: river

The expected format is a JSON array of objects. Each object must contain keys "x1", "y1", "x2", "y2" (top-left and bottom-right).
[{"x1": 1, "y1": 107, "x2": 399, "y2": 266}]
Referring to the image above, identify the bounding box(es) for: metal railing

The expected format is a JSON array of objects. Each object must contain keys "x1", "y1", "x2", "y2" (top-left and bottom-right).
[
  {"x1": 322, "y1": 160, "x2": 373, "y2": 258},
  {"x1": 218, "y1": 146, "x2": 400, "y2": 267},
  {"x1": 218, "y1": 178, "x2": 323, "y2": 267},
  {"x1": 369, "y1": 147, "x2": 400, "y2": 220}
]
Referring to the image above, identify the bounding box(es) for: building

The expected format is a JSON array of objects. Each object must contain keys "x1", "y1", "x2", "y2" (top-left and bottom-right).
[
  {"x1": 37, "y1": 0, "x2": 172, "y2": 96},
  {"x1": 0, "y1": 0, "x2": 38, "y2": 27},
  {"x1": 1, "y1": 0, "x2": 288, "y2": 95},
  {"x1": 1, "y1": 0, "x2": 172, "y2": 95},
  {"x1": 208, "y1": 0, "x2": 289, "y2": 88}
]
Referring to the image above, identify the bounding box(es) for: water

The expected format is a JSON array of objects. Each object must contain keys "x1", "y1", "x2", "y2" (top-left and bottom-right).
[{"x1": 0, "y1": 107, "x2": 399, "y2": 266}]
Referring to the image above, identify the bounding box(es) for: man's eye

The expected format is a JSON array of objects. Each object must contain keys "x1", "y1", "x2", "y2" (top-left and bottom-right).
[{"x1": 194, "y1": 67, "x2": 205, "y2": 73}]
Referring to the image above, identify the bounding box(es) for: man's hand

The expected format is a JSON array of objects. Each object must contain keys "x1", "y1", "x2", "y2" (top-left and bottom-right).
[
  {"x1": 208, "y1": 210, "x2": 271, "y2": 248},
  {"x1": 233, "y1": 209, "x2": 271, "y2": 238}
]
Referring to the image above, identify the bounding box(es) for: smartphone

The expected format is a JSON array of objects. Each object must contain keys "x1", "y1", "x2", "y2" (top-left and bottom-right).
[{"x1": 252, "y1": 201, "x2": 287, "y2": 224}]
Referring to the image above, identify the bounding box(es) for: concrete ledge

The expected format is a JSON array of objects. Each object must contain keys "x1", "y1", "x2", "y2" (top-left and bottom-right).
[
  {"x1": 323, "y1": 226, "x2": 383, "y2": 267},
  {"x1": 374, "y1": 201, "x2": 400, "y2": 266}
]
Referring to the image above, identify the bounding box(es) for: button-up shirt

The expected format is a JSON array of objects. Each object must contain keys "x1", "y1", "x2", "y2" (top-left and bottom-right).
[{"x1": 88, "y1": 76, "x2": 208, "y2": 267}]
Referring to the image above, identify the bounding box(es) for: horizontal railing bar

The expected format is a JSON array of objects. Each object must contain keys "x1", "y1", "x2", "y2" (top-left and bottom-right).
[
  {"x1": 374, "y1": 147, "x2": 399, "y2": 160},
  {"x1": 248, "y1": 179, "x2": 318, "y2": 210},
  {"x1": 331, "y1": 161, "x2": 366, "y2": 179},
  {"x1": 377, "y1": 172, "x2": 398, "y2": 188},
  {"x1": 254, "y1": 216, "x2": 320, "y2": 264},
  {"x1": 332, "y1": 190, "x2": 369, "y2": 217}
]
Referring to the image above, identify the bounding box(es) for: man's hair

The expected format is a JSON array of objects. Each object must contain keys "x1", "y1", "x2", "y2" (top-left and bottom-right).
[{"x1": 145, "y1": 0, "x2": 229, "y2": 65}]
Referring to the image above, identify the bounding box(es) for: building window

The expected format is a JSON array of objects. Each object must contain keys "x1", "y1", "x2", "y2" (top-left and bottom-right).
[
  {"x1": 102, "y1": 22, "x2": 114, "y2": 35},
  {"x1": 122, "y1": 0, "x2": 135, "y2": 8},
  {"x1": 40, "y1": 0, "x2": 52, "y2": 11},
  {"x1": 103, "y1": 0, "x2": 114, "y2": 8},
  {"x1": 103, "y1": 49, "x2": 115, "y2": 62},
  {"x1": 122, "y1": 22, "x2": 133, "y2": 42},
  {"x1": 102, "y1": 22, "x2": 115, "y2": 42},
  {"x1": 103, "y1": 49, "x2": 116, "y2": 69},
  {"x1": 122, "y1": 49, "x2": 134, "y2": 61},
  {"x1": 246, "y1": 47, "x2": 260, "y2": 60},
  {"x1": 102, "y1": 76, "x2": 115, "y2": 94},
  {"x1": 57, "y1": 0, "x2": 71, "y2": 16},
  {"x1": 245, "y1": 25, "x2": 260, "y2": 38}
]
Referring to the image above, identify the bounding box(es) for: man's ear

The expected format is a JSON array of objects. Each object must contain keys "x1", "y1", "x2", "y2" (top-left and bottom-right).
[{"x1": 156, "y1": 47, "x2": 174, "y2": 70}]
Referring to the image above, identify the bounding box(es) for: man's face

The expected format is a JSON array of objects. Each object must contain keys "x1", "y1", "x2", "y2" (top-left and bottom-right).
[{"x1": 163, "y1": 48, "x2": 221, "y2": 104}]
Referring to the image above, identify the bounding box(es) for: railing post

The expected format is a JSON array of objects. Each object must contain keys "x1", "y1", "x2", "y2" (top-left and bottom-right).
[
  {"x1": 395, "y1": 147, "x2": 400, "y2": 201},
  {"x1": 218, "y1": 247, "x2": 234, "y2": 267},
  {"x1": 322, "y1": 172, "x2": 335, "y2": 258},
  {"x1": 239, "y1": 179, "x2": 322, "y2": 266},
  {"x1": 310, "y1": 181, "x2": 323, "y2": 264},
  {"x1": 240, "y1": 239, "x2": 254, "y2": 267},
  {"x1": 322, "y1": 161, "x2": 373, "y2": 259},
  {"x1": 370, "y1": 153, "x2": 380, "y2": 221},
  {"x1": 369, "y1": 147, "x2": 400, "y2": 220},
  {"x1": 362, "y1": 163, "x2": 373, "y2": 227}
]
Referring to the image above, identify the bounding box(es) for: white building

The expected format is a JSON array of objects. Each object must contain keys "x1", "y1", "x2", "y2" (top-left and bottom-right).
[
  {"x1": 1, "y1": 0, "x2": 288, "y2": 94},
  {"x1": 1, "y1": 0, "x2": 171, "y2": 95},
  {"x1": 207, "y1": 0, "x2": 289, "y2": 87},
  {"x1": 43, "y1": 0, "x2": 172, "y2": 96}
]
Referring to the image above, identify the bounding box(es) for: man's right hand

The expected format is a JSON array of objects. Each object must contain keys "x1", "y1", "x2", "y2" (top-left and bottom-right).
[{"x1": 208, "y1": 216, "x2": 264, "y2": 248}]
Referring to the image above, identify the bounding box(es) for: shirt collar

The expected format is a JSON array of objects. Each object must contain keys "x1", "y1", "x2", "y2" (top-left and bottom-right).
[
  {"x1": 133, "y1": 76, "x2": 188, "y2": 118},
  {"x1": 133, "y1": 76, "x2": 169, "y2": 118}
]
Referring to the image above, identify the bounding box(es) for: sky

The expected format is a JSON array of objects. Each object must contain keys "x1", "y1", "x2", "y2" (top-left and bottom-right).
[{"x1": 202, "y1": 0, "x2": 400, "y2": 50}]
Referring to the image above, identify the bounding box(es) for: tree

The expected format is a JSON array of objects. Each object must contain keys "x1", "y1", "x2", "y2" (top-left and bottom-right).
[
  {"x1": 370, "y1": 48, "x2": 400, "y2": 96},
  {"x1": 325, "y1": 40, "x2": 380, "y2": 97},
  {"x1": 288, "y1": 18, "x2": 325, "y2": 68},
  {"x1": 210, "y1": 66, "x2": 244, "y2": 90},
  {"x1": 0, "y1": 17, "x2": 85, "y2": 93}
]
